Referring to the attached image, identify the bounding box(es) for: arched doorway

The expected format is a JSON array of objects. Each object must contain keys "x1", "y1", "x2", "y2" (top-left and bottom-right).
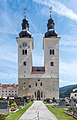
[{"x1": 37, "y1": 90, "x2": 40, "y2": 100}]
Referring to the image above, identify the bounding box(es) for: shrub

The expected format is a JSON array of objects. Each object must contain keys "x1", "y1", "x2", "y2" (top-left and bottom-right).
[
  {"x1": 46, "y1": 98, "x2": 50, "y2": 103},
  {"x1": 10, "y1": 102, "x2": 17, "y2": 109},
  {"x1": 0, "y1": 114, "x2": 8, "y2": 120}
]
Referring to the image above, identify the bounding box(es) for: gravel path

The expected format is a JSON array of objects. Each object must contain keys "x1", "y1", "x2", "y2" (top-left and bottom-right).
[{"x1": 19, "y1": 101, "x2": 57, "y2": 120}]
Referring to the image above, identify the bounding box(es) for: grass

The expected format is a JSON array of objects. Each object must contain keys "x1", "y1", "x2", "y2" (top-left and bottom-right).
[
  {"x1": 46, "y1": 105, "x2": 76, "y2": 120},
  {"x1": 5, "y1": 101, "x2": 33, "y2": 120}
]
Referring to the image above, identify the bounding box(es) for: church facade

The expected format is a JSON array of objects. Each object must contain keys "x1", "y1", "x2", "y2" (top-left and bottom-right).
[{"x1": 16, "y1": 9, "x2": 61, "y2": 100}]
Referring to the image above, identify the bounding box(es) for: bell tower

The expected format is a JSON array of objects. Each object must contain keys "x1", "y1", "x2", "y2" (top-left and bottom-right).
[
  {"x1": 43, "y1": 7, "x2": 61, "y2": 98},
  {"x1": 16, "y1": 9, "x2": 34, "y2": 96}
]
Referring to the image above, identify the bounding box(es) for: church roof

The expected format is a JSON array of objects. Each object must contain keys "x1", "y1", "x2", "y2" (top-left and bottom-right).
[
  {"x1": 19, "y1": 9, "x2": 32, "y2": 38},
  {"x1": 44, "y1": 7, "x2": 58, "y2": 38}
]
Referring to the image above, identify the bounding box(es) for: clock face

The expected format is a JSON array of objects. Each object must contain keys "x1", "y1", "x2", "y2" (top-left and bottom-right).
[{"x1": 22, "y1": 42, "x2": 27, "y2": 48}]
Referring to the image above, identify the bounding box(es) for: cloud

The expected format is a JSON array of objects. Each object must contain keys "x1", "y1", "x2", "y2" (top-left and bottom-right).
[
  {"x1": 59, "y1": 60, "x2": 77, "y2": 86},
  {"x1": 33, "y1": 0, "x2": 77, "y2": 21},
  {"x1": 60, "y1": 35, "x2": 77, "y2": 47}
]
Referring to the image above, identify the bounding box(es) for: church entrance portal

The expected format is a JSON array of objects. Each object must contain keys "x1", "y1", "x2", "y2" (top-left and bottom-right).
[{"x1": 37, "y1": 90, "x2": 40, "y2": 100}]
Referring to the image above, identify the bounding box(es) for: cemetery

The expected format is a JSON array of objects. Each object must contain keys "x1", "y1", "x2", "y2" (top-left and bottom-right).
[
  {"x1": 0, "y1": 96, "x2": 77, "y2": 120},
  {"x1": 45, "y1": 97, "x2": 77, "y2": 120},
  {"x1": 0, "y1": 97, "x2": 33, "y2": 120}
]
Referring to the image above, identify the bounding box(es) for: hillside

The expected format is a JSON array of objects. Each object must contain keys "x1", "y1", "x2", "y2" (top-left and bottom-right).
[{"x1": 59, "y1": 84, "x2": 77, "y2": 98}]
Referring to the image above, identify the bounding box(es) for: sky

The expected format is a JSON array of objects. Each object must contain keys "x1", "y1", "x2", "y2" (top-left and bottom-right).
[{"x1": 0, "y1": 0, "x2": 77, "y2": 87}]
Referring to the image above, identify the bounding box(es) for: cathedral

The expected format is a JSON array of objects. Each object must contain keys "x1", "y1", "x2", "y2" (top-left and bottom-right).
[{"x1": 16, "y1": 8, "x2": 61, "y2": 100}]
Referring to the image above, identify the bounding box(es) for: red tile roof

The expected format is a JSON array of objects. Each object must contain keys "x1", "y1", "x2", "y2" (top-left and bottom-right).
[{"x1": 0, "y1": 84, "x2": 18, "y2": 89}]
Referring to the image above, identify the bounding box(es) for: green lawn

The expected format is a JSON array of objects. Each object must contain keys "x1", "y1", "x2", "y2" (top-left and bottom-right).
[
  {"x1": 46, "y1": 105, "x2": 76, "y2": 120},
  {"x1": 5, "y1": 101, "x2": 33, "y2": 120}
]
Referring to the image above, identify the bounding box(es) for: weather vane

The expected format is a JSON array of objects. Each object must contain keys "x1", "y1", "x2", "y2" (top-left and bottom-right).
[
  {"x1": 24, "y1": 8, "x2": 26, "y2": 19},
  {"x1": 49, "y1": 6, "x2": 52, "y2": 18}
]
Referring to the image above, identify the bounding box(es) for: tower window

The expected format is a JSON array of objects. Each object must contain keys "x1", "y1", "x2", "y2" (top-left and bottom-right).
[
  {"x1": 50, "y1": 62, "x2": 54, "y2": 66},
  {"x1": 22, "y1": 50, "x2": 24, "y2": 55},
  {"x1": 22, "y1": 50, "x2": 27, "y2": 55},
  {"x1": 35, "y1": 83, "x2": 37, "y2": 86},
  {"x1": 29, "y1": 85, "x2": 31, "y2": 88},
  {"x1": 40, "y1": 83, "x2": 42, "y2": 86},
  {"x1": 38, "y1": 79, "x2": 40, "y2": 81},
  {"x1": 25, "y1": 50, "x2": 27, "y2": 55},
  {"x1": 50, "y1": 49, "x2": 54, "y2": 55},
  {"x1": 23, "y1": 61, "x2": 26, "y2": 66}
]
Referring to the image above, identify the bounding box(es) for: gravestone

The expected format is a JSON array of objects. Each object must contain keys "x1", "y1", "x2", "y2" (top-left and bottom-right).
[
  {"x1": 70, "y1": 98, "x2": 76, "y2": 109},
  {"x1": 0, "y1": 102, "x2": 9, "y2": 114},
  {"x1": 59, "y1": 99, "x2": 66, "y2": 107}
]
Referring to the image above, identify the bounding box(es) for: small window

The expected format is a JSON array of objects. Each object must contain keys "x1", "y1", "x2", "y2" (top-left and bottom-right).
[
  {"x1": 22, "y1": 50, "x2": 27, "y2": 55},
  {"x1": 35, "y1": 92, "x2": 36, "y2": 98},
  {"x1": 50, "y1": 62, "x2": 54, "y2": 66},
  {"x1": 25, "y1": 50, "x2": 27, "y2": 55},
  {"x1": 50, "y1": 49, "x2": 54, "y2": 55},
  {"x1": 41, "y1": 92, "x2": 43, "y2": 98},
  {"x1": 22, "y1": 50, "x2": 24, "y2": 55},
  {"x1": 23, "y1": 61, "x2": 26, "y2": 66},
  {"x1": 40, "y1": 83, "x2": 42, "y2": 86},
  {"x1": 36, "y1": 83, "x2": 37, "y2": 86},
  {"x1": 38, "y1": 79, "x2": 40, "y2": 81},
  {"x1": 29, "y1": 85, "x2": 31, "y2": 88}
]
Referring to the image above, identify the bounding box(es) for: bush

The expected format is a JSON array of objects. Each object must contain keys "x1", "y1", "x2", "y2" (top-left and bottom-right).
[
  {"x1": 10, "y1": 102, "x2": 18, "y2": 109},
  {"x1": 0, "y1": 114, "x2": 8, "y2": 120},
  {"x1": 31, "y1": 98, "x2": 34, "y2": 101},
  {"x1": 46, "y1": 98, "x2": 50, "y2": 103}
]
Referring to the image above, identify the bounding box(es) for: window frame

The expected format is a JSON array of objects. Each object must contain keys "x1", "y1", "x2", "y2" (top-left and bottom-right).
[
  {"x1": 50, "y1": 49, "x2": 54, "y2": 55},
  {"x1": 50, "y1": 62, "x2": 54, "y2": 66},
  {"x1": 23, "y1": 61, "x2": 26, "y2": 66}
]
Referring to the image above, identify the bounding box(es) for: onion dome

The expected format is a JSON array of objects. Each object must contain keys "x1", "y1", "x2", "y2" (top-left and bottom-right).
[
  {"x1": 19, "y1": 9, "x2": 31, "y2": 38},
  {"x1": 45, "y1": 7, "x2": 58, "y2": 38}
]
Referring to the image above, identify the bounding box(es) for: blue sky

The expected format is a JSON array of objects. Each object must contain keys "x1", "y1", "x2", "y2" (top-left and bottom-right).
[{"x1": 0, "y1": 0, "x2": 77, "y2": 87}]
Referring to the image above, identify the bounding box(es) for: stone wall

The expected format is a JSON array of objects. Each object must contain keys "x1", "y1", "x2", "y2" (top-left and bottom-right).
[{"x1": 18, "y1": 78, "x2": 59, "y2": 99}]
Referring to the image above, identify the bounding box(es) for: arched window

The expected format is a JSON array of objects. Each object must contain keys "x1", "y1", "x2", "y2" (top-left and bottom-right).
[
  {"x1": 23, "y1": 61, "x2": 26, "y2": 66},
  {"x1": 50, "y1": 62, "x2": 54, "y2": 66},
  {"x1": 50, "y1": 49, "x2": 54, "y2": 55},
  {"x1": 22, "y1": 50, "x2": 24, "y2": 55},
  {"x1": 22, "y1": 50, "x2": 27, "y2": 55},
  {"x1": 35, "y1": 83, "x2": 37, "y2": 86},
  {"x1": 35, "y1": 92, "x2": 36, "y2": 98},
  {"x1": 25, "y1": 50, "x2": 27, "y2": 55},
  {"x1": 41, "y1": 92, "x2": 43, "y2": 98},
  {"x1": 40, "y1": 83, "x2": 42, "y2": 86}
]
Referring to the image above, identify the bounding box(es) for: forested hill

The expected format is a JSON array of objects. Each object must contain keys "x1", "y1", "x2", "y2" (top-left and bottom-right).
[{"x1": 59, "y1": 84, "x2": 77, "y2": 98}]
